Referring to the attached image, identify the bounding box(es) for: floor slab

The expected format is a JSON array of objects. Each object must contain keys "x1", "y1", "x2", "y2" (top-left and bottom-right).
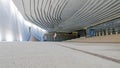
[{"x1": 0, "y1": 42, "x2": 120, "y2": 68}]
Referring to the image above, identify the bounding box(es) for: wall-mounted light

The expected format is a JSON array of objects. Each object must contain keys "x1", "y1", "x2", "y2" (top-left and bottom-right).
[
  {"x1": 19, "y1": 34, "x2": 22, "y2": 41},
  {"x1": 6, "y1": 33, "x2": 13, "y2": 42}
]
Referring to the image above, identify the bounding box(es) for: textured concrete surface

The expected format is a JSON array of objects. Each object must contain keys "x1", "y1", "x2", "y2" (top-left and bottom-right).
[
  {"x1": 0, "y1": 42, "x2": 120, "y2": 68},
  {"x1": 67, "y1": 34, "x2": 120, "y2": 43},
  {"x1": 59, "y1": 42, "x2": 120, "y2": 60}
]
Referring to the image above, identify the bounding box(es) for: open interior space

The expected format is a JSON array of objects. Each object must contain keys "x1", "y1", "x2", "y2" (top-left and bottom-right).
[{"x1": 0, "y1": 0, "x2": 120, "y2": 68}]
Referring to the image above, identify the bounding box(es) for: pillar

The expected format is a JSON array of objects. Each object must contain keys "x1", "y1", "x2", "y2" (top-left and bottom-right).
[
  {"x1": 110, "y1": 28, "x2": 113, "y2": 35},
  {"x1": 102, "y1": 30, "x2": 105, "y2": 36},
  {"x1": 106, "y1": 29, "x2": 108, "y2": 35},
  {"x1": 99, "y1": 31, "x2": 101, "y2": 36}
]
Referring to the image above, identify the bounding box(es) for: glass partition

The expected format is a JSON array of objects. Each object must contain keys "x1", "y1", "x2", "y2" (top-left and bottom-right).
[{"x1": 87, "y1": 18, "x2": 120, "y2": 37}]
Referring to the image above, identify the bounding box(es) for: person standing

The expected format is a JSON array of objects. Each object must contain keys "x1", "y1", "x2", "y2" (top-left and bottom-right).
[{"x1": 53, "y1": 33, "x2": 57, "y2": 41}]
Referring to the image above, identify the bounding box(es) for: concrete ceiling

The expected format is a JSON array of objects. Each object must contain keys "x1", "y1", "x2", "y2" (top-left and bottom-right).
[{"x1": 12, "y1": 0, "x2": 120, "y2": 32}]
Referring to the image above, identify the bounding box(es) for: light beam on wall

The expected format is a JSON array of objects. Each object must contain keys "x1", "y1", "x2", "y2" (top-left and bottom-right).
[
  {"x1": 0, "y1": 0, "x2": 48, "y2": 41},
  {"x1": 6, "y1": 32, "x2": 13, "y2": 42},
  {"x1": 19, "y1": 34, "x2": 23, "y2": 41},
  {"x1": 0, "y1": 33, "x2": 1, "y2": 41},
  {"x1": 1, "y1": 0, "x2": 8, "y2": 4}
]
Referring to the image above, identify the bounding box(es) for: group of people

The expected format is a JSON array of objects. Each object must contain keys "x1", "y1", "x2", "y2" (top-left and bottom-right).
[{"x1": 43, "y1": 33, "x2": 57, "y2": 41}]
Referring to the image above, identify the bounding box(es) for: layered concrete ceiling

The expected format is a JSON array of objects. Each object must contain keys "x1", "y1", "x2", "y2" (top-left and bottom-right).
[{"x1": 13, "y1": 0, "x2": 120, "y2": 32}]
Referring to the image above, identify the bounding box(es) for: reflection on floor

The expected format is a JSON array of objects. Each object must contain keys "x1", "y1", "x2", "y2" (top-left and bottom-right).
[{"x1": 0, "y1": 42, "x2": 120, "y2": 68}]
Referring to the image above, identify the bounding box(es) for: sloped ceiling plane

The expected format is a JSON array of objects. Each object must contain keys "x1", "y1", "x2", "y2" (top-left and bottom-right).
[{"x1": 13, "y1": 0, "x2": 120, "y2": 32}]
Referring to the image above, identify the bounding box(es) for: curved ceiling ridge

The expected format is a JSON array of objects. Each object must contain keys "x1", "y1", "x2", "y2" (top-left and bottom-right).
[{"x1": 13, "y1": 0, "x2": 120, "y2": 32}]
